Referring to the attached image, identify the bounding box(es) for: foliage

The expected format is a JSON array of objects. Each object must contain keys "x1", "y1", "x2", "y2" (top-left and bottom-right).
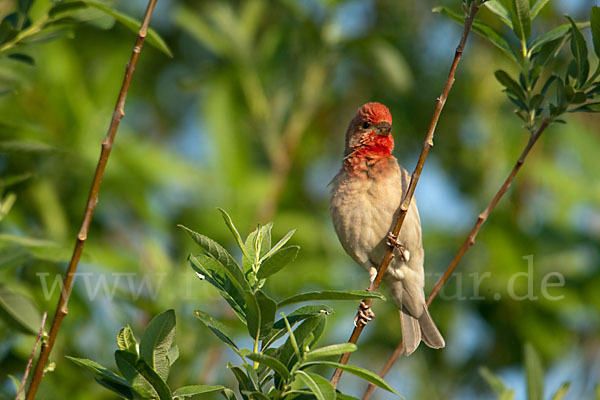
[
  {"x1": 1, "y1": 0, "x2": 599, "y2": 399},
  {"x1": 71, "y1": 211, "x2": 394, "y2": 399}
]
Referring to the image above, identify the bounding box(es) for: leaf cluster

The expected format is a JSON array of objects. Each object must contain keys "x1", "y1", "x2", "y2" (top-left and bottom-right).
[
  {"x1": 0, "y1": 0, "x2": 171, "y2": 70},
  {"x1": 438, "y1": 1, "x2": 600, "y2": 133}
]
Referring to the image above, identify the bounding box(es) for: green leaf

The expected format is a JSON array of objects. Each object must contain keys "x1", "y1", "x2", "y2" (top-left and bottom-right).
[
  {"x1": 590, "y1": 6, "x2": 600, "y2": 58},
  {"x1": 479, "y1": 367, "x2": 514, "y2": 399},
  {"x1": 494, "y1": 70, "x2": 527, "y2": 103},
  {"x1": 48, "y1": 1, "x2": 87, "y2": 17},
  {"x1": 529, "y1": 24, "x2": 571, "y2": 55},
  {"x1": 114, "y1": 350, "x2": 172, "y2": 400},
  {"x1": 117, "y1": 325, "x2": 138, "y2": 355},
  {"x1": 530, "y1": 0, "x2": 550, "y2": 19},
  {"x1": 7, "y1": 53, "x2": 34, "y2": 65},
  {"x1": 8, "y1": 375, "x2": 23, "y2": 400},
  {"x1": 66, "y1": 356, "x2": 130, "y2": 388},
  {"x1": 228, "y1": 364, "x2": 256, "y2": 392},
  {"x1": 485, "y1": 1, "x2": 513, "y2": 28},
  {"x1": 173, "y1": 385, "x2": 230, "y2": 398},
  {"x1": 245, "y1": 353, "x2": 290, "y2": 380},
  {"x1": 258, "y1": 222, "x2": 273, "y2": 258},
  {"x1": 551, "y1": 382, "x2": 570, "y2": 400},
  {"x1": 277, "y1": 290, "x2": 385, "y2": 308},
  {"x1": 94, "y1": 377, "x2": 134, "y2": 400},
  {"x1": 194, "y1": 310, "x2": 240, "y2": 354},
  {"x1": 0, "y1": 285, "x2": 42, "y2": 335},
  {"x1": 511, "y1": 0, "x2": 531, "y2": 41},
  {"x1": 566, "y1": 16, "x2": 589, "y2": 86},
  {"x1": 18, "y1": 0, "x2": 34, "y2": 15},
  {"x1": 295, "y1": 371, "x2": 333, "y2": 400},
  {"x1": 524, "y1": 343, "x2": 544, "y2": 400},
  {"x1": 140, "y1": 309, "x2": 176, "y2": 381},
  {"x1": 188, "y1": 254, "x2": 247, "y2": 322},
  {"x1": 218, "y1": 208, "x2": 248, "y2": 258},
  {"x1": 335, "y1": 393, "x2": 360, "y2": 400},
  {"x1": 245, "y1": 290, "x2": 261, "y2": 340},
  {"x1": 263, "y1": 305, "x2": 334, "y2": 350},
  {"x1": 256, "y1": 290, "x2": 277, "y2": 338},
  {"x1": 306, "y1": 343, "x2": 357, "y2": 359},
  {"x1": 433, "y1": 7, "x2": 517, "y2": 62},
  {"x1": 302, "y1": 361, "x2": 400, "y2": 396},
  {"x1": 168, "y1": 345, "x2": 179, "y2": 366},
  {"x1": 257, "y1": 246, "x2": 300, "y2": 280},
  {"x1": 180, "y1": 225, "x2": 249, "y2": 291},
  {"x1": 82, "y1": 1, "x2": 172, "y2": 57},
  {"x1": 259, "y1": 229, "x2": 296, "y2": 262}
]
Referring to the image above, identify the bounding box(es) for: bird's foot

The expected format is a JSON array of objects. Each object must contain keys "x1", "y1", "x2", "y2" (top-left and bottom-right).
[
  {"x1": 387, "y1": 232, "x2": 410, "y2": 262},
  {"x1": 353, "y1": 300, "x2": 375, "y2": 327}
]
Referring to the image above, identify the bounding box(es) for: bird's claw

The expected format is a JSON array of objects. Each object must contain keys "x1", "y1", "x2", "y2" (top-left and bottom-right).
[
  {"x1": 353, "y1": 300, "x2": 375, "y2": 327},
  {"x1": 387, "y1": 232, "x2": 410, "y2": 262}
]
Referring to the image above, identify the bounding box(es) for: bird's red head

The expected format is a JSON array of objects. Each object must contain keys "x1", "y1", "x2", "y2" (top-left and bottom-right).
[{"x1": 344, "y1": 102, "x2": 394, "y2": 157}]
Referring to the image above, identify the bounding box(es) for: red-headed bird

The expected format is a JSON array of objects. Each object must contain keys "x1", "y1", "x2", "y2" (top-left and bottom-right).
[{"x1": 329, "y1": 102, "x2": 445, "y2": 355}]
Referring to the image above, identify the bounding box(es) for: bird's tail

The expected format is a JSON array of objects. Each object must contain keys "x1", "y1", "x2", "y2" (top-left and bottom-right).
[
  {"x1": 399, "y1": 306, "x2": 445, "y2": 355},
  {"x1": 387, "y1": 278, "x2": 445, "y2": 355}
]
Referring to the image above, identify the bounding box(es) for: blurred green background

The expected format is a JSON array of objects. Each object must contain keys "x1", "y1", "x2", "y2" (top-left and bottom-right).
[{"x1": 1, "y1": 0, "x2": 599, "y2": 399}]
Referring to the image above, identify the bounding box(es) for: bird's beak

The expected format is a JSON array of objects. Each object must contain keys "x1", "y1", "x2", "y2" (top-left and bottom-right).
[{"x1": 375, "y1": 121, "x2": 392, "y2": 136}]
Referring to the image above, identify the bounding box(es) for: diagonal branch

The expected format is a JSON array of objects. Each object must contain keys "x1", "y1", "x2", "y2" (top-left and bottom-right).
[
  {"x1": 24, "y1": 1, "x2": 159, "y2": 398},
  {"x1": 362, "y1": 118, "x2": 552, "y2": 400},
  {"x1": 330, "y1": 0, "x2": 482, "y2": 387}
]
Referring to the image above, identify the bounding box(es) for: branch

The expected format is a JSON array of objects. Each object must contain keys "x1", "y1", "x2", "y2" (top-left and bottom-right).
[
  {"x1": 362, "y1": 118, "x2": 552, "y2": 400},
  {"x1": 330, "y1": 0, "x2": 481, "y2": 387},
  {"x1": 24, "y1": 1, "x2": 159, "y2": 398},
  {"x1": 16, "y1": 312, "x2": 47, "y2": 400}
]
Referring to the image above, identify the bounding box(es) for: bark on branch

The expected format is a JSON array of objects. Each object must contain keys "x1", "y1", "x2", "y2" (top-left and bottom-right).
[
  {"x1": 24, "y1": 1, "x2": 159, "y2": 398},
  {"x1": 330, "y1": 0, "x2": 481, "y2": 387}
]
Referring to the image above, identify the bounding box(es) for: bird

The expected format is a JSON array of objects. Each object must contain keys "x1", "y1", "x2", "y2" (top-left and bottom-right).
[{"x1": 329, "y1": 102, "x2": 445, "y2": 355}]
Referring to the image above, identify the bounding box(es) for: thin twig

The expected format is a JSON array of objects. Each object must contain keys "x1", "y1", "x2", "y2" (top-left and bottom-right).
[
  {"x1": 330, "y1": 1, "x2": 481, "y2": 387},
  {"x1": 24, "y1": 2, "x2": 159, "y2": 398},
  {"x1": 362, "y1": 118, "x2": 552, "y2": 400},
  {"x1": 16, "y1": 312, "x2": 47, "y2": 400}
]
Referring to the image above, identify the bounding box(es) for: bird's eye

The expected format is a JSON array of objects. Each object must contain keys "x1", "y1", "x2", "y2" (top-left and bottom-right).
[{"x1": 361, "y1": 122, "x2": 371, "y2": 129}]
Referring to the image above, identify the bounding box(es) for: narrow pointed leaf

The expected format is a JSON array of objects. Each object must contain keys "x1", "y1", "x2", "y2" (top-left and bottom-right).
[
  {"x1": 140, "y1": 309, "x2": 176, "y2": 381},
  {"x1": 256, "y1": 290, "x2": 277, "y2": 338},
  {"x1": 82, "y1": 1, "x2": 172, "y2": 57},
  {"x1": 302, "y1": 361, "x2": 400, "y2": 396},
  {"x1": 479, "y1": 366, "x2": 513, "y2": 397},
  {"x1": 0, "y1": 285, "x2": 42, "y2": 335},
  {"x1": 260, "y1": 229, "x2": 296, "y2": 262},
  {"x1": 218, "y1": 208, "x2": 248, "y2": 258},
  {"x1": 245, "y1": 290, "x2": 261, "y2": 340},
  {"x1": 485, "y1": 1, "x2": 513, "y2": 28},
  {"x1": 180, "y1": 225, "x2": 249, "y2": 291},
  {"x1": 495, "y1": 70, "x2": 527, "y2": 103},
  {"x1": 258, "y1": 222, "x2": 273, "y2": 258},
  {"x1": 566, "y1": 16, "x2": 589, "y2": 86},
  {"x1": 257, "y1": 245, "x2": 300, "y2": 280},
  {"x1": 66, "y1": 356, "x2": 130, "y2": 387},
  {"x1": 524, "y1": 343, "x2": 544, "y2": 400},
  {"x1": 194, "y1": 310, "x2": 240, "y2": 353},
  {"x1": 531, "y1": 0, "x2": 549, "y2": 19},
  {"x1": 295, "y1": 371, "x2": 329, "y2": 400},
  {"x1": 277, "y1": 290, "x2": 384, "y2": 308},
  {"x1": 263, "y1": 305, "x2": 334, "y2": 350},
  {"x1": 512, "y1": 0, "x2": 531, "y2": 41},
  {"x1": 173, "y1": 385, "x2": 230, "y2": 397},
  {"x1": 591, "y1": 6, "x2": 600, "y2": 58},
  {"x1": 115, "y1": 350, "x2": 172, "y2": 400},
  {"x1": 433, "y1": 7, "x2": 517, "y2": 62},
  {"x1": 94, "y1": 377, "x2": 134, "y2": 399},
  {"x1": 189, "y1": 254, "x2": 247, "y2": 322},
  {"x1": 306, "y1": 343, "x2": 357, "y2": 359},
  {"x1": 228, "y1": 364, "x2": 254, "y2": 392},
  {"x1": 245, "y1": 353, "x2": 290, "y2": 380}
]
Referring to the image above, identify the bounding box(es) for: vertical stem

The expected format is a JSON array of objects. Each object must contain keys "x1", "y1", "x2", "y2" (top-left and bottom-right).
[
  {"x1": 330, "y1": 0, "x2": 481, "y2": 387},
  {"x1": 362, "y1": 119, "x2": 551, "y2": 400},
  {"x1": 24, "y1": 2, "x2": 159, "y2": 398}
]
